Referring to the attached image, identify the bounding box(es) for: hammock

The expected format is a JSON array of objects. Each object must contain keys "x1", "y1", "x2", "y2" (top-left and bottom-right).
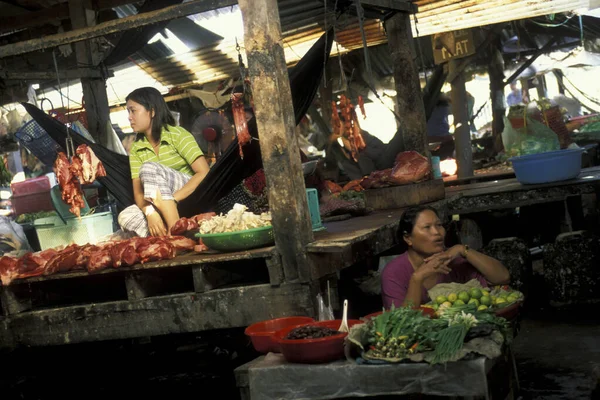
[{"x1": 22, "y1": 29, "x2": 333, "y2": 217}]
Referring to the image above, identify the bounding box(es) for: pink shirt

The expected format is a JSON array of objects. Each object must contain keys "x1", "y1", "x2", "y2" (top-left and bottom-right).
[{"x1": 381, "y1": 252, "x2": 487, "y2": 308}]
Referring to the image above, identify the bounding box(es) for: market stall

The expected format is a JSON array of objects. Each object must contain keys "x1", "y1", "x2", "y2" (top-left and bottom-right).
[{"x1": 235, "y1": 284, "x2": 523, "y2": 400}]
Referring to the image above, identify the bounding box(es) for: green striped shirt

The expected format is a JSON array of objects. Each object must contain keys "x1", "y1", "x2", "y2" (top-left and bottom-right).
[{"x1": 129, "y1": 125, "x2": 204, "y2": 179}]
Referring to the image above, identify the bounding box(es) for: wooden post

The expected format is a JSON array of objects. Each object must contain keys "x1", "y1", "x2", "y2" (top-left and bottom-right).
[
  {"x1": 553, "y1": 69, "x2": 565, "y2": 95},
  {"x1": 238, "y1": 0, "x2": 314, "y2": 282},
  {"x1": 449, "y1": 60, "x2": 473, "y2": 178},
  {"x1": 68, "y1": 0, "x2": 111, "y2": 146},
  {"x1": 488, "y1": 44, "x2": 505, "y2": 153},
  {"x1": 384, "y1": 12, "x2": 427, "y2": 155}
]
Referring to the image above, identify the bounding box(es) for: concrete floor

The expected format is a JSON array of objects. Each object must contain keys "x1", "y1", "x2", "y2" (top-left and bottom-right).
[{"x1": 512, "y1": 306, "x2": 600, "y2": 400}]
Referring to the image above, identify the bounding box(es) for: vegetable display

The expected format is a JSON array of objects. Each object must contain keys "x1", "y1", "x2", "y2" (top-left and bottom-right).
[{"x1": 364, "y1": 302, "x2": 511, "y2": 364}]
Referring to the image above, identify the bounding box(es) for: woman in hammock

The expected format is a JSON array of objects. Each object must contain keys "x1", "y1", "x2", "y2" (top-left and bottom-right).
[{"x1": 118, "y1": 87, "x2": 210, "y2": 237}]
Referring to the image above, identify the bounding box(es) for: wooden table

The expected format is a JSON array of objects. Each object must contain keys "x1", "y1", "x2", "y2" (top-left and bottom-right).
[{"x1": 445, "y1": 166, "x2": 600, "y2": 215}]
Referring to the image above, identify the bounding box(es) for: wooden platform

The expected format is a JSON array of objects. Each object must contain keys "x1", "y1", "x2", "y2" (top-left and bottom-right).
[
  {"x1": 0, "y1": 247, "x2": 284, "y2": 317},
  {"x1": 446, "y1": 166, "x2": 600, "y2": 214}
]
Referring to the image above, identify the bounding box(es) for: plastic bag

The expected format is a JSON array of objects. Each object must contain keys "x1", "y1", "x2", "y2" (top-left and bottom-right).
[
  {"x1": 502, "y1": 116, "x2": 560, "y2": 158},
  {"x1": 7, "y1": 109, "x2": 22, "y2": 134},
  {"x1": 316, "y1": 293, "x2": 334, "y2": 321},
  {"x1": 0, "y1": 216, "x2": 31, "y2": 255}
]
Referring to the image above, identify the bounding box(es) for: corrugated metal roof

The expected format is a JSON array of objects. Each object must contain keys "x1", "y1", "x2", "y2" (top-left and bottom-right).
[{"x1": 35, "y1": 0, "x2": 600, "y2": 108}]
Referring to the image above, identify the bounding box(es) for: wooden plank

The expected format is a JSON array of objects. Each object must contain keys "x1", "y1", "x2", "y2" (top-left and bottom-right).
[
  {"x1": 0, "y1": 284, "x2": 32, "y2": 315},
  {"x1": 0, "y1": 69, "x2": 113, "y2": 80},
  {"x1": 450, "y1": 59, "x2": 473, "y2": 178},
  {"x1": 192, "y1": 264, "x2": 244, "y2": 293},
  {"x1": 3, "y1": 283, "x2": 314, "y2": 348},
  {"x1": 0, "y1": 0, "x2": 148, "y2": 35},
  {"x1": 265, "y1": 254, "x2": 284, "y2": 286},
  {"x1": 0, "y1": 0, "x2": 238, "y2": 58},
  {"x1": 363, "y1": 179, "x2": 445, "y2": 210},
  {"x1": 384, "y1": 12, "x2": 428, "y2": 155},
  {"x1": 239, "y1": 0, "x2": 314, "y2": 283},
  {"x1": 10, "y1": 247, "x2": 277, "y2": 285},
  {"x1": 447, "y1": 185, "x2": 597, "y2": 215},
  {"x1": 360, "y1": 0, "x2": 417, "y2": 13}
]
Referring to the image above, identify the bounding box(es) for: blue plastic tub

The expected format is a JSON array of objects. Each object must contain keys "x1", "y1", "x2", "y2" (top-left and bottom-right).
[{"x1": 509, "y1": 148, "x2": 584, "y2": 185}]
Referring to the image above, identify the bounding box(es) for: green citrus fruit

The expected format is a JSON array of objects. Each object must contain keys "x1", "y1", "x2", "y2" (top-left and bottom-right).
[
  {"x1": 495, "y1": 297, "x2": 507, "y2": 305},
  {"x1": 477, "y1": 305, "x2": 488, "y2": 311},
  {"x1": 480, "y1": 296, "x2": 492, "y2": 306},
  {"x1": 454, "y1": 299, "x2": 466, "y2": 306},
  {"x1": 469, "y1": 288, "x2": 483, "y2": 299},
  {"x1": 435, "y1": 295, "x2": 448, "y2": 305},
  {"x1": 458, "y1": 291, "x2": 470, "y2": 303},
  {"x1": 468, "y1": 298, "x2": 480, "y2": 307},
  {"x1": 447, "y1": 293, "x2": 458, "y2": 303}
]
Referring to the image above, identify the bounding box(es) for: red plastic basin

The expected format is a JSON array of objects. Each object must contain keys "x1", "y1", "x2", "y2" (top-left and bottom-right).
[
  {"x1": 273, "y1": 319, "x2": 362, "y2": 364},
  {"x1": 245, "y1": 316, "x2": 314, "y2": 353}
]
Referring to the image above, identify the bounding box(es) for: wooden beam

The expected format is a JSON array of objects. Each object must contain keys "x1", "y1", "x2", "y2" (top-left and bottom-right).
[
  {"x1": 450, "y1": 59, "x2": 473, "y2": 178},
  {"x1": 360, "y1": 0, "x2": 417, "y2": 13},
  {"x1": 503, "y1": 36, "x2": 559, "y2": 87},
  {"x1": 238, "y1": 0, "x2": 314, "y2": 283},
  {"x1": 2, "y1": 283, "x2": 314, "y2": 348},
  {"x1": 0, "y1": 0, "x2": 238, "y2": 59},
  {"x1": 69, "y1": 0, "x2": 111, "y2": 146},
  {"x1": 488, "y1": 42, "x2": 505, "y2": 153},
  {"x1": 0, "y1": 69, "x2": 112, "y2": 80},
  {"x1": 384, "y1": 12, "x2": 427, "y2": 155},
  {"x1": 0, "y1": 0, "x2": 145, "y2": 35}
]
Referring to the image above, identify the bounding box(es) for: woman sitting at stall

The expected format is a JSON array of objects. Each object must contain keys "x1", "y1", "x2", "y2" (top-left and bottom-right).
[
  {"x1": 118, "y1": 87, "x2": 210, "y2": 237},
  {"x1": 381, "y1": 205, "x2": 510, "y2": 308}
]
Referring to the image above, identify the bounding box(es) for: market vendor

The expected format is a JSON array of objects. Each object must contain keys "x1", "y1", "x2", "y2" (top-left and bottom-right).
[
  {"x1": 381, "y1": 205, "x2": 510, "y2": 308},
  {"x1": 118, "y1": 87, "x2": 210, "y2": 237}
]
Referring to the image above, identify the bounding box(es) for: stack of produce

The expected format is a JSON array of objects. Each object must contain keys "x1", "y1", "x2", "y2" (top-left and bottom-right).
[
  {"x1": 425, "y1": 284, "x2": 523, "y2": 315},
  {"x1": 361, "y1": 303, "x2": 510, "y2": 364}
]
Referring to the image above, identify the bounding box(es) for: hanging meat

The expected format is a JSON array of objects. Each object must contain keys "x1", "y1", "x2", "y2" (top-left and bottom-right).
[
  {"x1": 75, "y1": 144, "x2": 106, "y2": 184},
  {"x1": 54, "y1": 153, "x2": 86, "y2": 218},
  {"x1": 232, "y1": 92, "x2": 251, "y2": 158},
  {"x1": 358, "y1": 95, "x2": 367, "y2": 119},
  {"x1": 331, "y1": 95, "x2": 366, "y2": 162}
]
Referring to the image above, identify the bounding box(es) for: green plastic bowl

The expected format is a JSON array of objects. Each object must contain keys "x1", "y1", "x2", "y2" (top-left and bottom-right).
[{"x1": 195, "y1": 225, "x2": 274, "y2": 252}]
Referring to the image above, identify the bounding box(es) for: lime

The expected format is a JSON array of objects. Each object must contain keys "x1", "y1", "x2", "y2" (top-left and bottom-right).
[
  {"x1": 498, "y1": 292, "x2": 509, "y2": 300},
  {"x1": 469, "y1": 288, "x2": 483, "y2": 299},
  {"x1": 495, "y1": 297, "x2": 507, "y2": 305},
  {"x1": 447, "y1": 293, "x2": 458, "y2": 303},
  {"x1": 506, "y1": 295, "x2": 519, "y2": 304},
  {"x1": 477, "y1": 305, "x2": 488, "y2": 311},
  {"x1": 480, "y1": 296, "x2": 492, "y2": 306},
  {"x1": 435, "y1": 295, "x2": 448, "y2": 305},
  {"x1": 468, "y1": 298, "x2": 480, "y2": 307},
  {"x1": 458, "y1": 291, "x2": 470, "y2": 303},
  {"x1": 432, "y1": 304, "x2": 439, "y2": 310},
  {"x1": 454, "y1": 299, "x2": 466, "y2": 306}
]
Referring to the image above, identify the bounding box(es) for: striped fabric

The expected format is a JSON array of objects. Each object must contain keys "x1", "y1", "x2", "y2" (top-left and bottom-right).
[
  {"x1": 118, "y1": 162, "x2": 191, "y2": 237},
  {"x1": 129, "y1": 125, "x2": 203, "y2": 179}
]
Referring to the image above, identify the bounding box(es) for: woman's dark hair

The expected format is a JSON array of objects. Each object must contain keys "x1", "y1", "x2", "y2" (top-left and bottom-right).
[
  {"x1": 126, "y1": 87, "x2": 175, "y2": 142},
  {"x1": 398, "y1": 205, "x2": 440, "y2": 239}
]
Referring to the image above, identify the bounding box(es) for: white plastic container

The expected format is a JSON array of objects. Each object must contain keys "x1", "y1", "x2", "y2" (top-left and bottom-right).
[{"x1": 34, "y1": 212, "x2": 114, "y2": 250}]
